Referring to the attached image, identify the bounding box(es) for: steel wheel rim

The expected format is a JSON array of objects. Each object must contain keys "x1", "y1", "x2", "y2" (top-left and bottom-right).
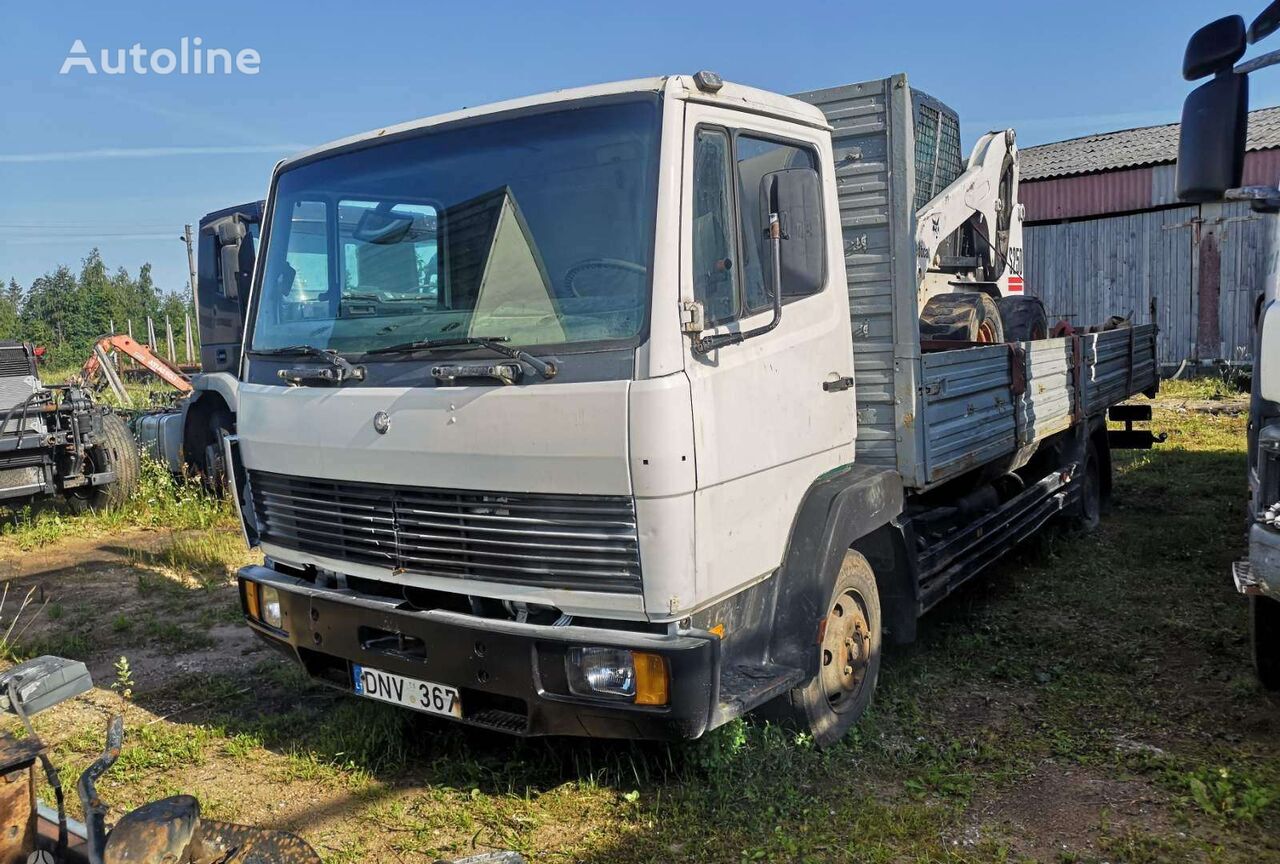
[
  {"x1": 977, "y1": 319, "x2": 999, "y2": 343},
  {"x1": 820, "y1": 589, "x2": 872, "y2": 713}
]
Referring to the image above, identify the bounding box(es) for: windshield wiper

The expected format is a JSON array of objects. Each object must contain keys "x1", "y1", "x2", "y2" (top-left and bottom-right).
[
  {"x1": 251, "y1": 344, "x2": 366, "y2": 386},
  {"x1": 364, "y1": 336, "x2": 558, "y2": 380}
]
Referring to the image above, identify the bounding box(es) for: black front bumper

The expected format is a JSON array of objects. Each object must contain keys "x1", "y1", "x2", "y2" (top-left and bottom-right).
[{"x1": 238, "y1": 565, "x2": 719, "y2": 740}]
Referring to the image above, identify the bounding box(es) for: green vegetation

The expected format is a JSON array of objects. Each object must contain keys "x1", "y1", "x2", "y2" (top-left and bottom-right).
[
  {"x1": 1, "y1": 403, "x2": 1276, "y2": 862},
  {"x1": 1159, "y1": 374, "x2": 1249, "y2": 401},
  {"x1": 4, "y1": 248, "x2": 192, "y2": 368},
  {"x1": 0, "y1": 458, "x2": 234, "y2": 550}
]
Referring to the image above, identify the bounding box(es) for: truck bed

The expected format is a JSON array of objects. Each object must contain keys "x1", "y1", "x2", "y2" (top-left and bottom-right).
[
  {"x1": 920, "y1": 327, "x2": 1157, "y2": 484},
  {"x1": 792, "y1": 76, "x2": 1158, "y2": 490}
]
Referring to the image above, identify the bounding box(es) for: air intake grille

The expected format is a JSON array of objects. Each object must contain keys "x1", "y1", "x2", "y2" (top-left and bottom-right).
[
  {"x1": 248, "y1": 471, "x2": 642, "y2": 594},
  {"x1": 0, "y1": 346, "x2": 34, "y2": 380}
]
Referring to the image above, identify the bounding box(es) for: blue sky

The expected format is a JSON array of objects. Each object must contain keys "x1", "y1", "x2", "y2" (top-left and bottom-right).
[{"x1": 0, "y1": 0, "x2": 1275, "y2": 296}]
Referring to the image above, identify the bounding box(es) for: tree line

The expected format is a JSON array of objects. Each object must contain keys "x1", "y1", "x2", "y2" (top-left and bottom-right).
[{"x1": 2, "y1": 249, "x2": 192, "y2": 367}]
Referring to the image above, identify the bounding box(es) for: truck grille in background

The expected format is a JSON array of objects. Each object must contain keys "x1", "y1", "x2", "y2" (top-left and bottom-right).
[
  {"x1": 248, "y1": 471, "x2": 642, "y2": 594},
  {"x1": 0, "y1": 350, "x2": 33, "y2": 379}
]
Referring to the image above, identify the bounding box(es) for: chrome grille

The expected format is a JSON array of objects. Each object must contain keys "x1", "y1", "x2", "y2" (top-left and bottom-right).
[{"x1": 248, "y1": 471, "x2": 642, "y2": 593}]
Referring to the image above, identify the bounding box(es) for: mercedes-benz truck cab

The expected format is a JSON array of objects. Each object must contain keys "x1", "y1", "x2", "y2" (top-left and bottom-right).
[{"x1": 231, "y1": 74, "x2": 1158, "y2": 744}]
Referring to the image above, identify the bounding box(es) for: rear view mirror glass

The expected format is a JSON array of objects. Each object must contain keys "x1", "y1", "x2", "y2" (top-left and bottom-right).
[
  {"x1": 1176, "y1": 73, "x2": 1249, "y2": 202},
  {"x1": 1184, "y1": 15, "x2": 1246, "y2": 79},
  {"x1": 352, "y1": 209, "x2": 414, "y2": 245},
  {"x1": 1251, "y1": 0, "x2": 1280, "y2": 43},
  {"x1": 763, "y1": 167, "x2": 824, "y2": 297}
]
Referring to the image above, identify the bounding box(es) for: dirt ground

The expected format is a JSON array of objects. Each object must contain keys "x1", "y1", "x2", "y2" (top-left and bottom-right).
[{"x1": 1, "y1": 399, "x2": 1278, "y2": 863}]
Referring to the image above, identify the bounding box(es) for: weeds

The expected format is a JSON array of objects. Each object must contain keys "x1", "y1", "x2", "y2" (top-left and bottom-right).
[
  {"x1": 0, "y1": 583, "x2": 46, "y2": 660},
  {"x1": 5, "y1": 401, "x2": 1278, "y2": 863},
  {"x1": 1183, "y1": 766, "x2": 1278, "y2": 822},
  {"x1": 0, "y1": 458, "x2": 234, "y2": 550},
  {"x1": 112, "y1": 655, "x2": 134, "y2": 700}
]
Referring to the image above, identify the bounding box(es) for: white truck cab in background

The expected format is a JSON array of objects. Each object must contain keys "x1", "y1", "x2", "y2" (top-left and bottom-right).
[{"x1": 1178, "y1": 1, "x2": 1280, "y2": 691}]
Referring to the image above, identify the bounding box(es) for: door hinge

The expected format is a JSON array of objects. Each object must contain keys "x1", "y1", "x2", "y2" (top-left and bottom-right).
[
  {"x1": 680, "y1": 300, "x2": 705, "y2": 334},
  {"x1": 823, "y1": 376, "x2": 855, "y2": 393}
]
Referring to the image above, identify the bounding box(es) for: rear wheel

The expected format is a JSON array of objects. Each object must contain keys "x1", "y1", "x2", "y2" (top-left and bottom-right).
[
  {"x1": 919, "y1": 292, "x2": 1005, "y2": 343},
  {"x1": 767, "y1": 551, "x2": 881, "y2": 748},
  {"x1": 1075, "y1": 439, "x2": 1102, "y2": 532},
  {"x1": 1251, "y1": 595, "x2": 1280, "y2": 690},
  {"x1": 997, "y1": 295, "x2": 1049, "y2": 342},
  {"x1": 64, "y1": 412, "x2": 140, "y2": 513}
]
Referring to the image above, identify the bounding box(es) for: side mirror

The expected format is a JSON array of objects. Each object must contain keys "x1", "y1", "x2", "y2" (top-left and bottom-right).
[
  {"x1": 1184, "y1": 15, "x2": 1247, "y2": 80},
  {"x1": 763, "y1": 167, "x2": 824, "y2": 297},
  {"x1": 1251, "y1": 0, "x2": 1280, "y2": 43},
  {"x1": 216, "y1": 220, "x2": 248, "y2": 300},
  {"x1": 1262, "y1": 301, "x2": 1280, "y2": 402},
  {"x1": 1176, "y1": 72, "x2": 1249, "y2": 202}
]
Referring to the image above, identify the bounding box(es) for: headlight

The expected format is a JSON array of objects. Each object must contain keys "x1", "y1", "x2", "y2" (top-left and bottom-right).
[
  {"x1": 567, "y1": 647, "x2": 635, "y2": 698},
  {"x1": 565, "y1": 647, "x2": 668, "y2": 705},
  {"x1": 260, "y1": 585, "x2": 283, "y2": 630}
]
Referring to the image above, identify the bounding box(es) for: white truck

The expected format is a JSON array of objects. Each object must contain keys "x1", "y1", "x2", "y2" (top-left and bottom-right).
[
  {"x1": 1178, "y1": 1, "x2": 1280, "y2": 689},
  {"x1": 228, "y1": 73, "x2": 1158, "y2": 744}
]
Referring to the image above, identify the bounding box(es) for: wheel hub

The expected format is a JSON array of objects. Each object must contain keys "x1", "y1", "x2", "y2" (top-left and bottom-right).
[{"x1": 820, "y1": 590, "x2": 872, "y2": 712}]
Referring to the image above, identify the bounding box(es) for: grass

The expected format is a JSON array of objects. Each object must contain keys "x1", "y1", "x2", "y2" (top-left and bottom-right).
[
  {"x1": 1, "y1": 402, "x2": 1277, "y2": 862},
  {"x1": 0, "y1": 458, "x2": 235, "y2": 550},
  {"x1": 1159, "y1": 374, "x2": 1249, "y2": 401}
]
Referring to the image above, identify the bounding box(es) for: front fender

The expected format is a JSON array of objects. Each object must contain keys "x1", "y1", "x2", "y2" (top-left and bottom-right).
[{"x1": 769, "y1": 465, "x2": 904, "y2": 671}]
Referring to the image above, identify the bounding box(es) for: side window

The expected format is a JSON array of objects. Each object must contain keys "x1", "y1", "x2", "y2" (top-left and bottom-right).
[
  {"x1": 735, "y1": 135, "x2": 820, "y2": 312},
  {"x1": 282, "y1": 200, "x2": 331, "y2": 301},
  {"x1": 691, "y1": 127, "x2": 738, "y2": 324}
]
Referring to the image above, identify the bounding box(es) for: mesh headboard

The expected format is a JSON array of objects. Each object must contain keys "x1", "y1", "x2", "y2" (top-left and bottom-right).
[{"x1": 911, "y1": 89, "x2": 963, "y2": 213}]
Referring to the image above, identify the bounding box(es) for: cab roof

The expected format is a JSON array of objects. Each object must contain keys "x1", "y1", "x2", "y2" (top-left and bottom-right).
[{"x1": 276, "y1": 75, "x2": 831, "y2": 171}]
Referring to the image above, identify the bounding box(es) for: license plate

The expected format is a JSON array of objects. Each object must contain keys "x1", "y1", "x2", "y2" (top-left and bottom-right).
[{"x1": 352, "y1": 664, "x2": 462, "y2": 718}]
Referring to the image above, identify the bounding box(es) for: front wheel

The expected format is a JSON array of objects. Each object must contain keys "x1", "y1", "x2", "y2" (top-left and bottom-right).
[
  {"x1": 1251, "y1": 595, "x2": 1280, "y2": 690},
  {"x1": 200, "y1": 408, "x2": 234, "y2": 494},
  {"x1": 766, "y1": 551, "x2": 881, "y2": 748}
]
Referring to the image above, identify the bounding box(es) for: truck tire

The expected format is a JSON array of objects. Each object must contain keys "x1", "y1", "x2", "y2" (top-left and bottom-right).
[
  {"x1": 919, "y1": 292, "x2": 1005, "y2": 343},
  {"x1": 768, "y1": 551, "x2": 881, "y2": 748},
  {"x1": 1075, "y1": 439, "x2": 1102, "y2": 532},
  {"x1": 1251, "y1": 595, "x2": 1280, "y2": 691},
  {"x1": 64, "y1": 413, "x2": 140, "y2": 514},
  {"x1": 997, "y1": 295, "x2": 1048, "y2": 342},
  {"x1": 201, "y1": 408, "x2": 234, "y2": 493}
]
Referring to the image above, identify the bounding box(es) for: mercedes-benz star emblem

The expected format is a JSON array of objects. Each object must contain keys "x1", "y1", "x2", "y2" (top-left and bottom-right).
[{"x1": 373, "y1": 411, "x2": 391, "y2": 434}]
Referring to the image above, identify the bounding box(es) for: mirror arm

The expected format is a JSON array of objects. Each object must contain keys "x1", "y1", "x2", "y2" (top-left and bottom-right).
[
  {"x1": 694, "y1": 212, "x2": 784, "y2": 355},
  {"x1": 1236, "y1": 47, "x2": 1280, "y2": 74},
  {"x1": 1224, "y1": 184, "x2": 1280, "y2": 200}
]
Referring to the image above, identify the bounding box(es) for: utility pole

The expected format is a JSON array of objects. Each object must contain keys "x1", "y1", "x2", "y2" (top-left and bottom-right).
[{"x1": 182, "y1": 224, "x2": 198, "y2": 304}]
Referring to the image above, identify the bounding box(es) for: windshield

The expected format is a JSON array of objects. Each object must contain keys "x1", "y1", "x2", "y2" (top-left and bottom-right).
[{"x1": 249, "y1": 97, "x2": 661, "y2": 357}]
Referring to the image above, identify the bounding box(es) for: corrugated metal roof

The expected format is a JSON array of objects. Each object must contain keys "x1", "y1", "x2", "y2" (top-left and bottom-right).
[{"x1": 1021, "y1": 106, "x2": 1280, "y2": 181}]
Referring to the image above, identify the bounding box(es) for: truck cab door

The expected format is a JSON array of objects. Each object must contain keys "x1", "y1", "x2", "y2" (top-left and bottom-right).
[{"x1": 680, "y1": 103, "x2": 856, "y2": 603}]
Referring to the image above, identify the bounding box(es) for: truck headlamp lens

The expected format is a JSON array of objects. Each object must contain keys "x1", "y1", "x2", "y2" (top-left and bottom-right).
[
  {"x1": 260, "y1": 585, "x2": 283, "y2": 630},
  {"x1": 565, "y1": 647, "x2": 669, "y2": 705},
  {"x1": 566, "y1": 647, "x2": 635, "y2": 698}
]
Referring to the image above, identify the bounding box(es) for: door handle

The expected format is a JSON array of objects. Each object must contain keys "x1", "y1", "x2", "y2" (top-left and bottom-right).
[{"x1": 823, "y1": 376, "x2": 854, "y2": 393}]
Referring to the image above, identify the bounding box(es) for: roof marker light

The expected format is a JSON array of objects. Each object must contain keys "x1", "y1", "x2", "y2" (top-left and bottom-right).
[{"x1": 693, "y1": 71, "x2": 723, "y2": 93}]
